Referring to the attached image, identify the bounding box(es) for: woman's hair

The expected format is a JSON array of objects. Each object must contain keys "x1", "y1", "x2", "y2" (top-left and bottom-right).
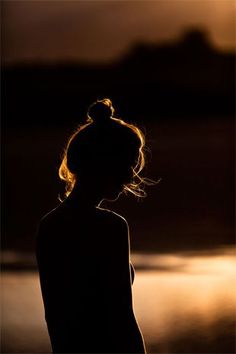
[{"x1": 59, "y1": 98, "x2": 148, "y2": 199}]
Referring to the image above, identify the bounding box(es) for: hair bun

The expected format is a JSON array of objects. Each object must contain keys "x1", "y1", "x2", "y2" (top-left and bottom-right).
[{"x1": 87, "y1": 98, "x2": 114, "y2": 124}]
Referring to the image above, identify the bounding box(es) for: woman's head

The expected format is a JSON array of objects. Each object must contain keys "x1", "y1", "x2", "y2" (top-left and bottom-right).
[{"x1": 59, "y1": 98, "x2": 146, "y2": 200}]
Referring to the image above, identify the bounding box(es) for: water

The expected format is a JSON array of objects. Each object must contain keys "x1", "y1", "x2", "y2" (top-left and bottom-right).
[
  {"x1": 132, "y1": 248, "x2": 236, "y2": 353},
  {"x1": 1, "y1": 247, "x2": 235, "y2": 353}
]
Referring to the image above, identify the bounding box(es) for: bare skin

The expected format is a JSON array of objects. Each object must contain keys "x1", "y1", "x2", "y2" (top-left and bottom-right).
[{"x1": 36, "y1": 183, "x2": 146, "y2": 353}]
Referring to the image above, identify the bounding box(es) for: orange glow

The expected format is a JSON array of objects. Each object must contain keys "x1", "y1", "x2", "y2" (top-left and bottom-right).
[
  {"x1": 2, "y1": 1, "x2": 235, "y2": 64},
  {"x1": 132, "y1": 248, "x2": 236, "y2": 351},
  {"x1": 2, "y1": 248, "x2": 235, "y2": 353},
  {"x1": 58, "y1": 122, "x2": 90, "y2": 198},
  {"x1": 58, "y1": 98, "x2": 150, "y2": 199}
]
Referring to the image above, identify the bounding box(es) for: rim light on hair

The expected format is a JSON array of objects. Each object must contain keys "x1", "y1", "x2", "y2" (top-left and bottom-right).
[{"x1": 58, "y1": 99, "x2": 155, "y2": 200}]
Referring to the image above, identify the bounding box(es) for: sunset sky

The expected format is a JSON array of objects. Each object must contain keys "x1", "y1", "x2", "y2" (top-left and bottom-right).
[{"x1": 2, "y1": 0, "x2": 235, "y2": 64}]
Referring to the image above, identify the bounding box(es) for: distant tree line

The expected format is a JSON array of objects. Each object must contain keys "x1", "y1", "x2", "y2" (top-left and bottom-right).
[{"x1": 2, "y1": 29, "x2": 235, "y2": 128}]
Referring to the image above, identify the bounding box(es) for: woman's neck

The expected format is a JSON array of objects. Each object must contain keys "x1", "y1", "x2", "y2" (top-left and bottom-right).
[{"x1": 63, "y1": 184, "x2": 103, "y2": 209}]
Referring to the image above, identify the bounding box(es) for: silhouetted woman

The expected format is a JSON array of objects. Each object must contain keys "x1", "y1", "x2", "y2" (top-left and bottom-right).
[{"x1": 36, "y1": 99, "x2": 147, "y2": 353}]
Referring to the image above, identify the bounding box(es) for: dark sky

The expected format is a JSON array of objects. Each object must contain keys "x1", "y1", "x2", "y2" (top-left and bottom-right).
[{"x1": 2, "y1": 0, "x2": 235, "y2": 64}]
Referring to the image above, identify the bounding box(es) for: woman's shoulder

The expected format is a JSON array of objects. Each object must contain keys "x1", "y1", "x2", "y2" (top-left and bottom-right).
[
  {"x1": 37, "y1": 204, "x2": 65, "y2": 235},
  {"x1": 40, "y1": 205, "x2": 59, "y2": 223},
  {"x1": 96, "y1": 207, "x2": 130, "y2": 247},
  {"x1": 96, "y1": 207, "x2": 128, "y2": 230},
  {"x1": 37, "y1": 204, "x2": 129, "y2": 243}
]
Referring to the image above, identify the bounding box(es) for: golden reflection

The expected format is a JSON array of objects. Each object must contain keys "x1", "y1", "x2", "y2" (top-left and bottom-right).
[
  {"x1": 132, "y1": 248, "x2": 236, "y2": 352},
  {"x1": 2, "y1": 248, "x2": 235, "y2": 353}
]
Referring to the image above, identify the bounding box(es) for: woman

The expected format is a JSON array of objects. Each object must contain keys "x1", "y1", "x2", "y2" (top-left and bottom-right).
[{"x1": 36, "y1": 98, "x2": 147, "y2": 353}]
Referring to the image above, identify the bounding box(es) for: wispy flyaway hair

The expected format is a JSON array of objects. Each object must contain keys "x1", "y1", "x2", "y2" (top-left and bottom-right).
[{"x1": 59, "y1": 98, "x2": 150, "y2": 199}]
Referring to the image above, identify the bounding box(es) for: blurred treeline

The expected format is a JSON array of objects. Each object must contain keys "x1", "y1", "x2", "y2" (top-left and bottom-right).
[
  {"x1": 3, "y1": 30, "x2": 234, "y2": 127},
  {"x1": 2, "y1": 29, "x2": 235, "y2": 253}
]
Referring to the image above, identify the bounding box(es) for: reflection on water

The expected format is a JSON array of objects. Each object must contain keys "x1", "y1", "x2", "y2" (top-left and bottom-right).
[
  {"x1": 132, "y1": 248, "x2": 236, "y2": 353},
  {"x1": 1, "y1": 247, "x2": 236, "y2": 353}
]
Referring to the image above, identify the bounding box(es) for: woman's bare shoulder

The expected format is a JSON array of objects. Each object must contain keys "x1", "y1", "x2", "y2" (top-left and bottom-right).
[
  {"x1": 97, "y1": 207, "x2": 128, "y2": 230},
  {"x1": 37, "y1": 204, "x2": 65, "y2": 233},
  {"x1": 37, "y1": 204, "x2": 129, "y2": 243},
  {"x1": 96, "y1": 207, "x2": 130, "y2": 248},
  {"x1": 96, "y1": 208, "x2": 130, "y2": 260}
]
